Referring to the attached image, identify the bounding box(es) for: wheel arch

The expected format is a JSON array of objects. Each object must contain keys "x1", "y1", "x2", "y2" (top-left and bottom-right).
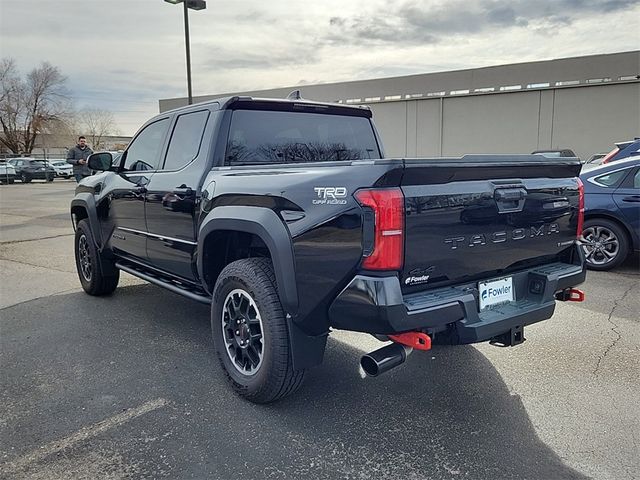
[
  {"x1": 71, "y1": 193, "x2": 103, "y2": 248},
  {"x1": 197, "y1": 206, "x2": 298, "y2": 315}
]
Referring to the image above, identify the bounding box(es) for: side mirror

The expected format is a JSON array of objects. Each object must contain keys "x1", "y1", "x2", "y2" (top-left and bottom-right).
[{"x1": 87, "y1": 152, "x2": 113, "y2": 171}]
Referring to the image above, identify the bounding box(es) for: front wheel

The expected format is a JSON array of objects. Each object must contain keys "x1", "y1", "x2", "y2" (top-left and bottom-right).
[
  {"x1": 211, "y1": 258, "x2": 305, "y2": 403},
  {"x1": 20, "y1": 173, "x2": 31, "y2": 183},
  {"x1": 580, "y1": 218, "x2": 629, "y2": 271},
  {"x1": 46, "y1": 175, "x2": 54, "y2": 182},
  {"x1": 74, "y1": 219, "x2": 120, "y2": 295}
]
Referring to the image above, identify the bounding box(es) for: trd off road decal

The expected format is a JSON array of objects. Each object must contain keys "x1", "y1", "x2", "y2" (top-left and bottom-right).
[{"x1": 313, "y1": 187, "x2": 348, "y2": 205}]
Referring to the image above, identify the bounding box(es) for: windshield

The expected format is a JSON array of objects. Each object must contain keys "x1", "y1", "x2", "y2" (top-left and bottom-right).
[{"x1": 226, "y1": 110, "x2": 381, "y2": 165}]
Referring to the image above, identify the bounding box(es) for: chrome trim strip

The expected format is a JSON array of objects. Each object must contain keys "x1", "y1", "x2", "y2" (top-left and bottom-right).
[{"x1": 117, "y1": 227, "x2": 197, "y2": 245}]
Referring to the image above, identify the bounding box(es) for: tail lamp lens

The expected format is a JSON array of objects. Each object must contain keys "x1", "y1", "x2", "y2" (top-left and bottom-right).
[
  {"x1": 355, "y1": 188, "x2": 404, "y2": 270},
  {"x1": 577, "y1": 178, "x2": 585, "y2": 238}
]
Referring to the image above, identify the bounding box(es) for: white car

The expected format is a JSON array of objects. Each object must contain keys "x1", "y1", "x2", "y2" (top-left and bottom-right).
[
  {"x1": 0, "y1": 161, "x2": 17, "y2": 184},
  {"x1": 47, "y1": 160, "x2": 74, "y2": 179}
]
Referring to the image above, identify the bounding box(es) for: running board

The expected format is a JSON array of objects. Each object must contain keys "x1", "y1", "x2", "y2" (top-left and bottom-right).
[{"x1": 115, "y1": 262, "x2": 211, "y2": 304}]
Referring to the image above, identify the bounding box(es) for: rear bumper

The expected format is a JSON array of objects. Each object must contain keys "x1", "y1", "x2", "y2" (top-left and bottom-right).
[{"x1": 328, "y1": 254, "x2": 586, "y2": 344}]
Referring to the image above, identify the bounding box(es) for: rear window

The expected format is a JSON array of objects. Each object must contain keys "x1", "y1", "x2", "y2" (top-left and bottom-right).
[{"x1": 225, "y1": 110, "x2": 380, "y2": 165}]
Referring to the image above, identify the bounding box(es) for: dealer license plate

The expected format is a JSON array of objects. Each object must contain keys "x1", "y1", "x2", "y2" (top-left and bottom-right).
[{"x1": 478, "y1": 276, "x2": 514, "y2": 310}]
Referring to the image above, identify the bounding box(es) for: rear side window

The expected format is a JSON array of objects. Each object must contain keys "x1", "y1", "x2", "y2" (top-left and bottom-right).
[
  {"x1": 592, "y1": 168, "x2": 632, "y2": 187},
  {"x1": 164, "y1": 110, "x2": 209, "y2": 171},
  {"x1": 225, "y1": 110, "x2": 380, "y2": 165}
]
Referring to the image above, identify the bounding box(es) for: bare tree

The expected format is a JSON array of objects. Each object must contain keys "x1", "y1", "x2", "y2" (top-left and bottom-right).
[
  {"x1": 0, "y1": 60, "x2": 70, "y2": 154},
  {"x1": 79, "y1": 107, "x2": 117, "y2": 150}
]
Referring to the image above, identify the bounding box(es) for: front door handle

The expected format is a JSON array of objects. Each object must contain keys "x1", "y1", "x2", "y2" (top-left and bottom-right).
[{"x1": 622, "y1": 195, "x2": 640, "y2": 202}]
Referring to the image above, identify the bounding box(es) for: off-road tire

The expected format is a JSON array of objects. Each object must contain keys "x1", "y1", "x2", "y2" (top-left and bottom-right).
[
  {"x1": 74, "y1": 219, "x2": 120, "y2": 295},
  {"x1": 211, "y1": 258, "x2": 305, "y2": 403},
  {"x1": 581, "y1": 218, "x2": 629, "y2": 271}
]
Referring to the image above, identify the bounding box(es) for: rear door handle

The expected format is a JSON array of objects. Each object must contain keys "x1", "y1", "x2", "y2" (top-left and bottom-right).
[{"x1": 622, "y1": 195, "x2": 640, "y2": 202}]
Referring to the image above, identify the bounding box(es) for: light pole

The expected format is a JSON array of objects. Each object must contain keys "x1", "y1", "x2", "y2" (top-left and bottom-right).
[{"x1": 164, "y1": 0, "x2": 207, "y2": 105}]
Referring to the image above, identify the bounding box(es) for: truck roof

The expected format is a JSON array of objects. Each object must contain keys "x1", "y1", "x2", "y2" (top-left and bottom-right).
[{"x1": 161, "y1": 95, "x2": 373, "y2": 118}]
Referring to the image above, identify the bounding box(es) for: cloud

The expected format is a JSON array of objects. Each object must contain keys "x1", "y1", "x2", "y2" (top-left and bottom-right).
[{"x1": 327, "y1": 0, "x2": 638, "y2": 46}]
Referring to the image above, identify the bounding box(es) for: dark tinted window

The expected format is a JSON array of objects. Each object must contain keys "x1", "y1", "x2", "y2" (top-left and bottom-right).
[
  {"x1": 225, "y1": 110, "x2": 380, "y2": 165},
  {"x1": 31, "y1": 161, "x2": 47, "y2": 167},
  {"x1": 124, "y1": 118, "x2": 170, "y2": 171},
  {"x1": 634, "y1": 170, "x2": 640, "y2": 189},
  {"x1": 164, "y1": 110, "x2": 209, "y2": 171}
]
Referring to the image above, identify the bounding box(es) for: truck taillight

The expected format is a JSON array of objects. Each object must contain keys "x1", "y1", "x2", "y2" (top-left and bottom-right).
[
  {"x1": 577, "y1": 178, "x2": 585, "y2": 238},
  {"x1": 355, "y1": 188, "x2": 404, "y2": 270}
]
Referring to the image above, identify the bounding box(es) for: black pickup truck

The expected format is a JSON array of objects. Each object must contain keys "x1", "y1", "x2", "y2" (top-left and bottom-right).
[{"x1": 71, "y1": 95, "x2": 586, "y2": 403}]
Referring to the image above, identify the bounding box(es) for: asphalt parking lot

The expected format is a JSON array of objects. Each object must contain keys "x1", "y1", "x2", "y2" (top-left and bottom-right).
[{"x1": 1, "y1": 181, "x2": 638, "y2": 480}]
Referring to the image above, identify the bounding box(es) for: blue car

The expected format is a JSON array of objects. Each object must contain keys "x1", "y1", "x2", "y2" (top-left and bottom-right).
[{"x1": 579, "y1": 157, "x2": 640, "y2": 270}]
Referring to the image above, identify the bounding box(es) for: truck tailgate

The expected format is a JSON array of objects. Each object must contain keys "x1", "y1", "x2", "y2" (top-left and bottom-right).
[{"x1": 400, "y1": 156, "x2": 582, "y2": 292}]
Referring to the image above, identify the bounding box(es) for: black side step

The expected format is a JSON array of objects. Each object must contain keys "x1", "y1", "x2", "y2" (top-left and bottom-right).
[{"x1": 115, "y1": 262, "x2": 211, "y2": 304}]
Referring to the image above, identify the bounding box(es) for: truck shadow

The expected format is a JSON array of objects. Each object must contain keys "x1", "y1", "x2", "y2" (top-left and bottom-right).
[{"x1": 2, "y1": 284, "x2": 587, "y2": 480}]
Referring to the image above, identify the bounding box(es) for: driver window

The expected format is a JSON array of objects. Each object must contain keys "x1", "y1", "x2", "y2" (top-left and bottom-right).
[{"x1": 124, "y1": 118, "x2": 170, "y2": 171}]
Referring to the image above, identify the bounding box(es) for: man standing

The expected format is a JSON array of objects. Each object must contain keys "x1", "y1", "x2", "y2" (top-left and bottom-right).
[{"x1": 66, "y1": 136, "x2": 93, "y2": 183}]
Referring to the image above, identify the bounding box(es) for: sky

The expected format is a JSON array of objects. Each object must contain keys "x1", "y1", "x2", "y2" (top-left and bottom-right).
[{"x1": 1, "y1": 0, "x2": 638, "y2": 136}]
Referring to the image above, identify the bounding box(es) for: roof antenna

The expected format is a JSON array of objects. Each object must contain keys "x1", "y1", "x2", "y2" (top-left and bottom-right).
[{"x1": 287, "y1": 90, "x2": 302, "y2": 100}]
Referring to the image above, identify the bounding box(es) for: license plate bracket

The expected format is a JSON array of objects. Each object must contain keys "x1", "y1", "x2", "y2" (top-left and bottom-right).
[{"x1": 478, "y1": 276, "x2": 514, "y2": 310}]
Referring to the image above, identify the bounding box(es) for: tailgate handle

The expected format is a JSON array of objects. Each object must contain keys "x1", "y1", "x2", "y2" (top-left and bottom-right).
[{"x1": 494, "y1": 187, "x2": 527, "y2": 213}]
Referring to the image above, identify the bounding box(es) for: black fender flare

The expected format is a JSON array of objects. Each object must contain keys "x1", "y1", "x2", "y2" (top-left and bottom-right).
[
  {"x1": 70, "y1": 193, "x2": 103, "y2": 248},
  {"x1": 197, "y1": 206, "x2": 299, "y2": 315}
]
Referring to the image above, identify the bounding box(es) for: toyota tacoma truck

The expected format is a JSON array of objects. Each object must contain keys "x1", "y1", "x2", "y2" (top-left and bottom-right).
[{"x1": 71, "y1": 94, "x2": 586, "y2": 403}]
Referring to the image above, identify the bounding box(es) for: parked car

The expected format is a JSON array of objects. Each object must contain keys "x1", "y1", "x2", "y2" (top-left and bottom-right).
[
  {"x1": 532, "y1": 149, "x2": 580, "y2": 161},
  {"x1": 0, "y1": 160, "x2": 17, "y2": 184},
  {"x1": 601, "y1": 138, "x2": 640, "y2": 164},
  {"x1": 586, "y1": 153, "x2": 607, "y2": 165},
  {"x1": 47, "y1": 160, "x2": 74, "y2": 179},
  {"x1": 579, "y1": 157, "x2": 640, "y2": 270},
  {"x1": 7, "y1": 158, "x2": 56, "y2": 183}
]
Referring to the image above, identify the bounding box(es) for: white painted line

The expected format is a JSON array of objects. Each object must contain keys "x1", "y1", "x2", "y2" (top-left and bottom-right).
[{"x1": 2, "y1": 398, "x2": 168, "y2": 475}]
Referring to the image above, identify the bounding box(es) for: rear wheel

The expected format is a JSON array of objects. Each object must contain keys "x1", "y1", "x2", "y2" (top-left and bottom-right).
[
  {"x1": 211, "y1": 258, "x2": 305, "y2": 403},
  {"x1": 74, "y1": 219, "x2": 120, "y2": 295},
  {"x1": 580, "y1": 218, "x2": 629, "y2": 271}
]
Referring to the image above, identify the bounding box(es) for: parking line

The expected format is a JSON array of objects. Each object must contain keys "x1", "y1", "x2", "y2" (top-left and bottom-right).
[{"x1": 2, "y1": 398, "x2": 169, "y2": 475}]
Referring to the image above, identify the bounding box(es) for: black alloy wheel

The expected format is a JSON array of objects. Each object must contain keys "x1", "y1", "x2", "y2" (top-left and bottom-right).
[{"x1": 221, "y1": 288, "x2": 265, "y2": 375}]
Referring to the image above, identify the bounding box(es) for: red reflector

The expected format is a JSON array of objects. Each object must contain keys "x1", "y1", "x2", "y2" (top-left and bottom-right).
[
  {"x1": 355, "y1": 188, "x2": 404, "y2": 270},
  {"x1": 601, "y1": 147, "x2": 619, "y2": 164},
  {"x1": 577, "y1": 178, "x2": 585, "y2": 239}
]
